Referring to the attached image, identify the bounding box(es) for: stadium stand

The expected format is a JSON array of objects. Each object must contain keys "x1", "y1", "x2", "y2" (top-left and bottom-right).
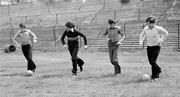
[{"x1": 0, "y1": 0, "x2": 180, "y2": 50}]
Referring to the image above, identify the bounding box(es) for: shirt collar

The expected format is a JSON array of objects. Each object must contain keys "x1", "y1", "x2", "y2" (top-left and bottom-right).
[
  {"x1": 67, "y1": 28, "x2": 74, "y2": 32},
  {"x1": 147, "y1": 25, "x2": 157, "y2": 30},
  {"x1": 71, "y1": 28, "x2": 74, "y2": 32}
]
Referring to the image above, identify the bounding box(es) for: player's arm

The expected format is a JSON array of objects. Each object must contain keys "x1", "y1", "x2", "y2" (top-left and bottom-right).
[
  {"x1": 119, "y1": 29, "x2": 125, "y2": 42},
  {"x1": 13, "y1": 31, "x2": 21, "y2": 47},
  {"x1": 60, "y1": 31, "x2": 67, "y2": 46},
  {"x1": 99, "y1": 28, "x2": 108, "y2": 40},
  {"x1": 158, "y1": 27, "x2": 168, "y2": 43},
  {"x1": 139, "y1": 29, "x2": 146, "y2": 47},
  {"x1": 102, "y1": 29, "x2": 108, "y2": 37},
  {"x1": 29, "y1": 30, "x2": 37, "y2": 43},
  {"x1": 77, "y1": 30, "x2": 88, "y2": 49}
]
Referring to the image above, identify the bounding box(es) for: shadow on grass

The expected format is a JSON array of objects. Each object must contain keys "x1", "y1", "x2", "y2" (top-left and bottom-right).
[
  {"x1": 0, "y1": 69, "x2": 9, "y2": 72},
  {"x1": 38, "y1": 73, "x2": 69, "y2": 79},
  {"x1": 121, "y1": 78, "x2": 150, "y2": 84},
  {"x1": 41, "y1": 74, "x2": 64, "y2": 79},
  {"x1": 76, "y1": 73, "x2": 115, "y2": 80},
  {"x1": 0, "y1": 72, "x2": 33, "y2": 77},
  {"x1": 76, "y1": 73, "x2": 150, "y2": 86}
]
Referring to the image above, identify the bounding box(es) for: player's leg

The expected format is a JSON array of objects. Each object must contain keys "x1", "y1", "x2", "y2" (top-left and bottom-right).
[
  {"x1": 150, "y1": 46, "x2": 161, "y2": 78},
  {"x1": 28, "y1": 44, "x2": 36, "y2": 72},
  {"x1": 77, "y1": 58, "x2": 84, "y2": 72},
  {"x1": 108, "y1": 41, "x2": 117, "y2": 75},
  {"x1": 147, "y1": 46, "x2": 161, "y2": 80},
  {"x1": 113, "y1": 45, "x2": 121, "y2": 75},
  {"x1": 69, "y1": 46, "x2": 78, "y2": 75},
  {"x1": 147, "y1": 46, "x2": 155, "y2": 79},
  {"x1": 22, "y1": 44, "x2": 36, "y2": 72}
]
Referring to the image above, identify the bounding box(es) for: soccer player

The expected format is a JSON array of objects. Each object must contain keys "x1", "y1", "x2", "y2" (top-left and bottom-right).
[
  {"x1": 103, "y1": 18, "x2": 125, "y2": 75},
  {"x1": 13, "y1": 23, "x2": 37, "y2": 74},
  {"x1": 139, "y1": 16, "x2": 168, "y2": 80},
  {"x1": 61, "y1": 22, "x2": 87, "y2": 76}
]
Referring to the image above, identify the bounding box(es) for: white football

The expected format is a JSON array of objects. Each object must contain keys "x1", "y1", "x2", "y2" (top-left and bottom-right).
[
  {"x1": 26, "y1": 70, "x2": 33, "y2": 76},
  {"x1": 142, "y1": 74, "x2": 150, "y2": 81}
]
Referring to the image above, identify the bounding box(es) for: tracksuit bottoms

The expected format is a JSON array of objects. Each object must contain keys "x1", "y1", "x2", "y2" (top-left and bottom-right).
[
  {"x1": 147, "y1": 45, "x2": 161, "y2": 78},
  {"x1": 108, "y1": 40, "x2": 121, "y2": 74},
  {"x1": 21, "y1": 44, "x2": 36, "y2": 71}
]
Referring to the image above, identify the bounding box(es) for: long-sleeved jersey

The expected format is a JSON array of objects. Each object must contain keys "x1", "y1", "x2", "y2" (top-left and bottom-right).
[
  {"x1": 14, "y1": 29, "x2": 37, "y2": 45},
  {"x1": 139, "y1": 25, "x2": 168, "y2": 46},
  {"x1": 61, "y1": 29, "x2": 87, "y2": 46},
  {"x1": 103, "y1": 26, "x2": 124, "y2": 42}
]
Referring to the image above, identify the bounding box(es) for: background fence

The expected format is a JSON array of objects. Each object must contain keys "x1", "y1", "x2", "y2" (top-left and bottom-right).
[
  {"x1": 0, "y1": 0, "x2": 180, "y2": 51},
  {"x1": 1, "y1": 22, "x2": 180, "y2": 51}
]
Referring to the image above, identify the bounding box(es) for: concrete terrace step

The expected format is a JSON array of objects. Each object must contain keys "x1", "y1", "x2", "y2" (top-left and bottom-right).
[
  {"x1": 88, "y1": 45, "x2": 140, "y2": 48},
  {"x1": 87, "y1": 43, "x2": 177, "y2": 49},
  {"x1": 0, "y1": 6, "x2": 9, "y2": 17},
  {"x1": 104, "y1": 0, "x2": 140, "y2": 10},
  {"x1": 0, "y1": 0, "x2": 180, "y2": 49},
  {"x1": 79, "y1": 4, "x2": 103, "y2": 12},
  {"x1": 9, "y1": 9, "x2": 49, "y2": 18},
  {"x1": 49, "y1": 2, "x2": 82, "y2": 13},
  {"x1": 56, "y1": 11, "x2": 96, "y2": 26}
]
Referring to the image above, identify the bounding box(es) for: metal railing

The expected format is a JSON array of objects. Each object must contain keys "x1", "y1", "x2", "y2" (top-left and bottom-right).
[
  {"x1": 178, "y1": 23, "x2": 180, "y2": 50},
  {"x1": 157, "y1": 9, "x2": 168, "y2": 20},
  {"x1": 136, "y1": 0, "x2": 169, "y2": 22},
  {"x1": 1, "y1": 19, "x2": 180, "y2": 50},
  {"x1": 136, "y1": 0, "x2": 144, "y2": 7},
  {"x1": 136, "y1": 0, "x2": 144, "y2": 21}
]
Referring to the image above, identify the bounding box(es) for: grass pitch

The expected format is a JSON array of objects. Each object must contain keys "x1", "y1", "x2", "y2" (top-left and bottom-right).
[{"x1": 0, "y1": 48, "x2": 180, "y2": 97}]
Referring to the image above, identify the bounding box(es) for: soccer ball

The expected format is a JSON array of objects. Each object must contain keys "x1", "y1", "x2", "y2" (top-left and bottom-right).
[
  {"x1": 26, "y1": 70, "x2": 33, "y2": 76},
  {"x1": 4, "y1": 45, "x2": 16, "y2": 53},
  {"x1": 9, "y1": 45, "x2": 16, "y2": 52},
  {"x1": 142, "y1": 74, "x2": 150, "y2": 81}
]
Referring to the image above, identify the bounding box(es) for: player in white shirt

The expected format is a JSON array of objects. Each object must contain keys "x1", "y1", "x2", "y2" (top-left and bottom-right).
[
  {"x1": 13, "y1": 23, "x2": 37, "y2": 74},
  {"x1": 139, "y1": 16, "x2": 168, "y2": 80}
]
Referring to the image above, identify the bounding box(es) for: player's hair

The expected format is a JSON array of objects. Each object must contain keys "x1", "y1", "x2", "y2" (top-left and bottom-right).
[
  {"x1": 65, "y1": 22, "x2": 75, "y2": 28},
  {"x1": 146, "y1": 16, "x2": 156, "y2": 24},
  {"x1": 108, "y1": 18, "x2": 117, "y2": 24},
  {"x1": 19, "y1": 23, "x2": 26, "y2": 28}
]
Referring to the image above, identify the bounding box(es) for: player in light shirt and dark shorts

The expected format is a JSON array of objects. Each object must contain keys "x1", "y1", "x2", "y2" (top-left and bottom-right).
[
  {"x1": 13, "y1": 23, "x2": 37, "y2": 74},
  {"x1": 139, "y1": 16, "x2": 168, "y2": 80}
]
